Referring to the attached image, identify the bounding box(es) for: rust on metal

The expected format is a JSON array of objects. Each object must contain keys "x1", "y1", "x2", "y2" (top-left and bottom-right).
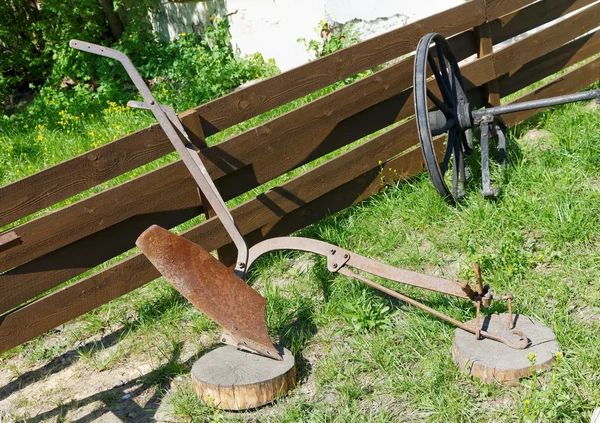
[
  {"x1": 73, "y1": 41, "x2": 531, "y2": 355},
  {"x1": 136, "y1": 225, "x2": 281, "y2": 360}
]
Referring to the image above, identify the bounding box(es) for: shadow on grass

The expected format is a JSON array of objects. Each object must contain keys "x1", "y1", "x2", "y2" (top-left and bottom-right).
[
  {"x1": 0, "y1": 285, "x2": 189, "y2": 403},
  {"x1": 23, "y1": 342, "x2": 212, "y2": 423}
]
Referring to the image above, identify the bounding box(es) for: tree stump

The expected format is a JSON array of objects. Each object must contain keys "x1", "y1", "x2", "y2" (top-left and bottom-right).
[
  {"x1": 191, "y1": 345, "x2": 296, "y2": 410},
  {"x1": 452, "y1": 313, "x2": 559, "y2": 385}
]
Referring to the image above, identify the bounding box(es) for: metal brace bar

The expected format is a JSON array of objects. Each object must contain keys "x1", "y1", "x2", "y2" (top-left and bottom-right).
[{"x1": 70, "y1": 40, "x2": 250, "y2": 276}]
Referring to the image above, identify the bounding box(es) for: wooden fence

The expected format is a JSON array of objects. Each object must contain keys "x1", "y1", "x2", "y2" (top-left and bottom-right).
[{"x1": 1, "y1": 0, "x2": 599, "y2": 354}]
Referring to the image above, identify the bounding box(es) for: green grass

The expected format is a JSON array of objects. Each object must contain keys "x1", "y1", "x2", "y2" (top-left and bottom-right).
[{"x1": 1, "y1": 77, "x2": 600, "y2": 421}]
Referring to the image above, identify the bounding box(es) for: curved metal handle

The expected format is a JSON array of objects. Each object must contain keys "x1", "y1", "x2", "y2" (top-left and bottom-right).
[{"x1": 70, "y1": 40, "x2": 249, "y2": 275}]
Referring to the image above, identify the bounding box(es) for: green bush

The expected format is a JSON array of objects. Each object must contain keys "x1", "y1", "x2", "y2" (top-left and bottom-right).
[{"x1": 0, "y1": 12, "x2": 278, "y2": 185}]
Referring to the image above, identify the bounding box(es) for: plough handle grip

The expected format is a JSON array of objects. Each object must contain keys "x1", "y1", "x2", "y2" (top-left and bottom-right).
[{"x1": 70, "y1": 40, "x2": 249, "y2": 276}]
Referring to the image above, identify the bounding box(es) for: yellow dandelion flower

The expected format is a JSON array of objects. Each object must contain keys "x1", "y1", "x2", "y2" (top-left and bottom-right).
[
  {"x1": 119, "y1": 41, "x2": 122, "y2": 45},
  {"x1": 181, "y1": 32, "x2": 187, "y2": 37},
  {"x1": 129, "y1": 34, "x2": 133, "y2": 38},
  {"x1": 216, "y1": 17, "x2": 221, "y2": 23}
]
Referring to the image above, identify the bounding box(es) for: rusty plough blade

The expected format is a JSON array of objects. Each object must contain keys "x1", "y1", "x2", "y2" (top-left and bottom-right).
[
  {"x1": 136, "y1": 225, "x2": 280, "y2": 360},
  {"x1": 73, "y1": 39, "x2": 532, "y2": 362}
]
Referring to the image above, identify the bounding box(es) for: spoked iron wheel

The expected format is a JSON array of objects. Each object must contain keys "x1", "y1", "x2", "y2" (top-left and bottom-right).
[{"x1": 413, "y1": 33, "x2": 472, "y2": 201}]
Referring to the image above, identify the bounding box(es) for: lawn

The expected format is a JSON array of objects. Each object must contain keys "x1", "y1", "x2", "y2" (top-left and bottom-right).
[{"x1": 1, "y1": 82, "x2": 599, "y2": 421}]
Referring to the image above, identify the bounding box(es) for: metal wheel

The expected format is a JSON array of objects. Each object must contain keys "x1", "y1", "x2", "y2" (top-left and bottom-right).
[{"x1": 413, "y1": 33, "x2": 472, "y2": 201}]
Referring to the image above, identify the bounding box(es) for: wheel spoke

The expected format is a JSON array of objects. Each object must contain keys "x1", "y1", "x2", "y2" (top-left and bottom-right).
[
  {"x1": 436, "y1": 43, "x2": 453, "y2": 96},
  {"x1": 427, "y1": 52, "x2": 453, "y2": 106},
  {"x1": 426, "y1": 88, "x2": 452, "y2": 115},
  {"x1": 440, "y1": 129, "x2": 456, "y2": 176}
]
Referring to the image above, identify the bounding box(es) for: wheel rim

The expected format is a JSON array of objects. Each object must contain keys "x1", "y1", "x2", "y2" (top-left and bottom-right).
[{"x1": 413, "y1": 33, "x2": 470, "y2": 201}]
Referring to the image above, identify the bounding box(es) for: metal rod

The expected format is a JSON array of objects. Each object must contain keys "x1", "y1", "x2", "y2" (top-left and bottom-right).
[
  {"x1": 337, "y1": 267, "x2": 529, "y2": 349},
  {"x1": 472, "y1": 89, "x2": 600, "y2": 119},
  {"x1": 247, "y1": 236, "x2": 471, "y2": 299},
  {"x1": 70, "y1": 40, "x2": 250, "y2": 276}
]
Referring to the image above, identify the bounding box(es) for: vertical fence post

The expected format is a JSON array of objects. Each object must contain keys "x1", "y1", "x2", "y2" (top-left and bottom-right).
[
  {"x1": 180, "y1": 112, "x2": 238, "y2": 268},
  {"x1": 475, "y1": 2, "x2": 501, "y2": 107}
]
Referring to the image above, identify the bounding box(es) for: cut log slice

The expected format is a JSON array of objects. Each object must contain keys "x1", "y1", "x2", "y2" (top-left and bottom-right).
[
  {"x1": 452, "y1": 313, "x2": 559, "y2": 385},
  {"x1": 192, "y1": 345, "x2": 296, "y2": 410}
]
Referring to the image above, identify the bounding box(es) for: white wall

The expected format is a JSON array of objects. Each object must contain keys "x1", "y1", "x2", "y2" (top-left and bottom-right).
[{"x1": 152, "y1": 0, "x2": 466, "y2": 71}]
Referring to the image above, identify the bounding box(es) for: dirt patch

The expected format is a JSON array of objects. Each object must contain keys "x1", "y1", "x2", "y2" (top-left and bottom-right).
[
  {"x1": 568, "y1": 304, "x2": 600, "y2": 325},
  {"x1": 0, "y1": 321, "x2": 207, "y2": 422},
  {"x1": 585, "y1": 100, "x2": 599, "y2": 111},
  {"x1": 520, "y1": 129, "x2": 554, "y2": 150}
]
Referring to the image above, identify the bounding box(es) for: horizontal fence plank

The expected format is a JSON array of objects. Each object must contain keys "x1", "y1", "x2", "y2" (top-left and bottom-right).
[
  {"x1": 0, "y1": 35, "x2": 483, "y2": 285},
  {"x1": 2, "y1": 51, "x2": 593, "y2": 352},
  {"x1": 0, "y1": 2, "x2": 486, "y2": 228},
  {"x1": 0, "y1": 170, "x2": 202, "y2": 315},
  {"x1": 490, "y1": 0, "x2": 598, "y2": 46},
  {"x1": 1, "y1": 0, "x2": 597, "y2": 352},
  {"x1": 182, "y1": 1, "x2": 486, "y2": 137},
  {"x1": 0, "y1": 124, "x2": 173, "y2": 228},
  {"x1": 501, "y1": 56, "x2": 600, "y2": 126},
  {"x1": 0, "y1": 124, "x2": 429, "y2": 354},
  {"x1": 484, "y1": 0, "x2": 539, "y2": 22},
  {"x1": 491, "y1": 1, "x2": 600, "y2": 77},
  {"x1": 499, "y1": 30, "x2": 600, "y2": 97}
]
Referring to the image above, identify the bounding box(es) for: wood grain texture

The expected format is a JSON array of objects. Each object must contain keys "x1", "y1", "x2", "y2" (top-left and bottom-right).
[
  {"x1": 498, "y1": 30, "x2": 600, "y2": 97},
  {"x1": 0, "y1": 33, "x2": 482, "y2": 287},
  {"x1": 452, "y1": 314, "x2": 559, "y2": 385},
  {"x1": 180, "y1": 1, "x2": 486, "y2": 137},
  {"x1": 489, "y1": 0, "x2": 597, "y2": 45},
  {"x1": 491, "y1": 1, "x2": 600, "y2": 77},
  {"x1": 0, "y1": 171, "x2": 203, "y2": 315},
  {"x1": 192, "y1": 346, "x2": 296, "y2": 410},
  {"x1": 0, "y1": 232, "x2": 21, "y2": 254},
  {"x1": 0, "y1": 124, "x2": 173, "y2": 228},
  {"x1": 0, "y1": 2, "x2": 485, "y2": 228},
  {"x1": 484, "y1": 0, "x2": 538, "y2": 21},
  {"x1": 476, "y1": 22, "x2": 501, "y2": 107}
]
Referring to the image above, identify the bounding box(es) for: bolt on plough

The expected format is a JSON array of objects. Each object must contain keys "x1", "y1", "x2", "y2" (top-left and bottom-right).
[{"x1": 71, "y1": 38, "x2": 536, "y2": 363}]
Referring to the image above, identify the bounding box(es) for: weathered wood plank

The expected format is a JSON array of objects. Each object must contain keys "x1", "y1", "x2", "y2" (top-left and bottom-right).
[
  {"x1": 501, "y1": 56, "x2": 600, "y2": 126},
  {"x1": 0, "y1": 3, "x2": 485, "y2": 227},
  {"x1": 0, "y1": 34, "x2": 483, "y2": 279},
  {"x1": 490, "y1": 0, "x2": 598, "y2": 45},
  {"x1": 182, "y1": 1, "x2": 486, "y2": 137},
  {"x1": 0, "y1": 124, "x2": 173, "y2": 228},
  {"x1": 491, "y1": 1, "x2": 600, "y2": 77},
  {"x1": 484, "y1": 0, "x2": 538, "y2": 22},
  {"x1": 0, "y1": 177, "x2": 203, "y2": 315},
  {"x1": 498, "y1": 30, "x2": 600, "y2": 97},
  {"x1": 2, "y1": 51, "x2": 595, "y2": 351},
  {"x1": 476, "y1": 22, "x2": 501, "y2": 107}
]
